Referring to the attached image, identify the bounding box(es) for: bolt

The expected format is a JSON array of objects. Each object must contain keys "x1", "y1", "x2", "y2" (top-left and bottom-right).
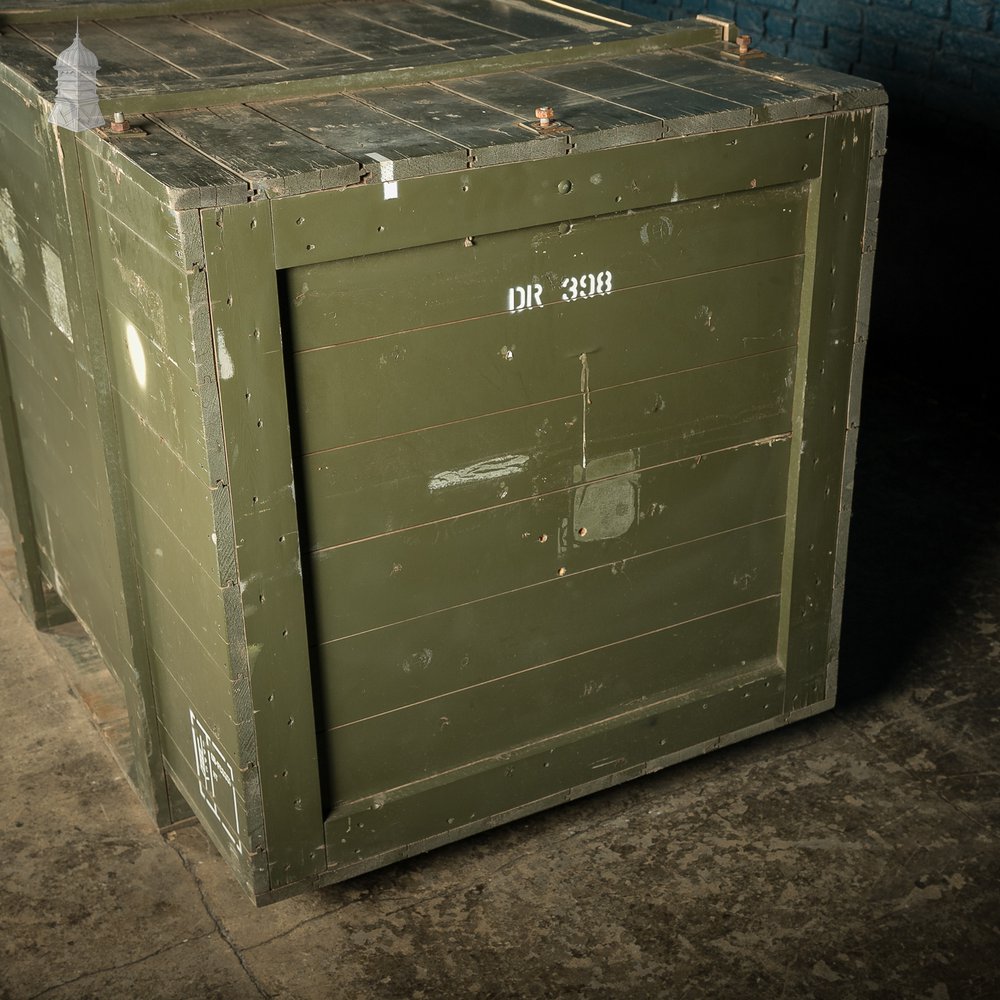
[
  {"x1": 737, "y1": 34, "x2": 751, "y2": 56},
  {"x1": 110, "y1": 111, "x2": 129, "y2": 133},
  {"x1": 535, "y1": 106, "x2": 556, "y2": 128}
]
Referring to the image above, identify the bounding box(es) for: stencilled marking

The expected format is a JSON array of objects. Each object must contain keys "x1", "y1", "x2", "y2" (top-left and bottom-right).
[
  {"x1": 190, "y1": 709, "x2": 241, "y2": 848},
  {"x1": 506, "y1": 270, "x2": 613, "y2": 314}
]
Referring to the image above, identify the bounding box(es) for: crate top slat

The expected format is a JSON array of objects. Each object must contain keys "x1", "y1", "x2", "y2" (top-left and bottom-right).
[{"x1": 0, "y1": 0, "x2": 886, "y2": 207}]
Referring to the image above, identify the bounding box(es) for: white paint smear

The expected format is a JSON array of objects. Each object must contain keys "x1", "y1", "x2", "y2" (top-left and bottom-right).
[
  {"x1": 215, "y1": 327, "x2": 234, "y2": 380},
  {"x1": 0, "y1": 188, "x2": 26, "y2": 286},
  {"x1": 41, "y1": 242, "x2": 73, "y2": 341},
  {"x1": 368, "y1": 152, "x2": 399, "y2": 200},
  {"x1": 428, "y1": 454, "x2": 529, "y2": 491}
]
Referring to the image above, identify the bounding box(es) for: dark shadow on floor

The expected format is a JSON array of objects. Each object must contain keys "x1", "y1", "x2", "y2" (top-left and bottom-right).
[{"x1": 837, "y1": 124, "x2": 1000, "y2": 703}]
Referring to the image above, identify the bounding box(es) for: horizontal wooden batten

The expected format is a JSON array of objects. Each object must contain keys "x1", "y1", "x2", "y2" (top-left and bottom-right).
[
  {"x1": 312, "y1": 435, "x2": 791, "y2": 639},
  {"x1": 318, "y1": 516, "x2": 785, "y2": 801},
  {"x1": 272, "y1": 120, "x2": 822, "y2": 268},
  {"x1": 322, "y1": 664, "x2": 783, "y2": 870},
  {"x1": 284, "y1": 182, "x2": 808, "y2": 350}
]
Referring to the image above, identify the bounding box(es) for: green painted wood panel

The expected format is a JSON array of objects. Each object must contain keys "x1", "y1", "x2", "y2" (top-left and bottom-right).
[
  {"x1": 291, "y1": 257, "x2": 801, "y2": 453},
  {"x1": 780, "y1": 109, "x2": 875, "y2": 713},
  {"x1": 323, "y1": 667, "x2": 781, "y2": 872},
  {"x1": 273, "y1": 119, "x2": 822, "y2": 268},
  {"x1": 315, "y1": 439, "x2": 790, "y2": 723},
  {"x1": 285, "y1": 182, "x2": 807, "y2": 349},
  {"x1": 321, "y1": 516, "x2": 785, "y2": 801},
  {"x1": 300, "y1": 346, "x2": 793, "y2": 557},
  {"x1": 202, "y1": 200, "x2": 327, "y2": 889},
  {"x1": 313, "y1": 418, "x2": 791, "y2": 641}
]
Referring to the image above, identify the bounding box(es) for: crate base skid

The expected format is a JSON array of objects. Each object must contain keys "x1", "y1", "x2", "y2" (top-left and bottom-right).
[{"x1": 0, "y1": 0, "x2": 886, "y2": 904}]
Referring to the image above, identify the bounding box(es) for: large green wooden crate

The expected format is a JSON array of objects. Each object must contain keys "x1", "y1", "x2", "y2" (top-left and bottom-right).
[{"x1": 0, "y1": 0, "x2": 885, "y2": 904}]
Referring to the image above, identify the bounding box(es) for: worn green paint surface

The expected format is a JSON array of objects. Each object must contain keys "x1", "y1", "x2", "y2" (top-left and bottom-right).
[{"x1": 0, "y1": 0, "x2": 885, "y2": 905}]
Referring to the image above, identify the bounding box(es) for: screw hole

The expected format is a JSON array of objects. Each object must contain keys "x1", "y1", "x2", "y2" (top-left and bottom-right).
[
  {"x1": 538, "y1": 534, "x2": 548, "y2": 543},
  {"x1": 376, "y1": 225, "x2": 385, "y2": 232},
  {"x1": 250, "y1": 218, "x2": 257, "y2": 229},
  {"x1": 305, "y1": 243, "x2": 316, "y2": 251},
  {"x1": 295, "y1": 217, "x2": 305, "y2": 226},
  {"x1": 577, "y1": 527, "x2": 587, "y2": 537}
]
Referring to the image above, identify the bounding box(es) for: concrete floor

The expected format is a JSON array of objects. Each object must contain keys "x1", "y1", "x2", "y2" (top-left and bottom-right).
[{"x1": 2, "y1": 132, "x2": 999, "y2": 999}]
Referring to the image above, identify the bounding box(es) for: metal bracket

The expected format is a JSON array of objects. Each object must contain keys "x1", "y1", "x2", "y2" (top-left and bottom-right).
[{"x1": 696, "y1": 13, "x2": 737, "y2": 43}]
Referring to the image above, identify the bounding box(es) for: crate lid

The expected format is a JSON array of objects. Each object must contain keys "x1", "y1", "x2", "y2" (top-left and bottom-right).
[{"x1": 0, "y1": 1, "x2": 886, "y2": 205}]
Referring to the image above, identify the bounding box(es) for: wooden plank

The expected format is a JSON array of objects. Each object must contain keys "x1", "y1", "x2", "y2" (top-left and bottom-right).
[
  {"x1": 780, "y1": 110, "x2": 875, "y2": 713},
  {"x1": 346, "y1": 0, "x2": 518, "y2": 46},
  {"x1": 153, "y1": 104, "x2": 362, "y2": 195},
  {"x1": 684, "y1": 42, "x2": 887, "y2": 111},
  {"x1": 322, "y1": 667, "x2": 779, "y2": 870},
  {"x1": 307, "y1": 347, "x2": 794, "y2": 644},
  {"x1": 16, "y1": 19, "x2": 197, "y2": 85},
  {"x1": 319, "y1": 516, "x2": 785, "y2": 801},
  {"x1": 415, "y1": 0, "x2": 605, "y2": 36},
  {"x1": 352, "y1": 83, "x2": 569, "y2": 167},
  {"x1": 202, "y1": 200, "x2": 326, "y2": 889},
  {"x1": 292, "y1": 258, "x2": 802, "y2": 454},
  {"x1": 84, "y1": 23, "x2": 722, "y2": 118},
  {"x1": 79, "y1": 117, "x2": 247, "y2": 226},
  {"x1": 526, "y1": 60, "x2": 751, "y2": 137},
  {"x1": 251, "y1": 92, "x2": 468, "y2": 181},
  {"x1": 314, "y1": 436, "x2": 790, "y2": 641},
  {"x1": 301, "y1": 346, "x2": 793, "y2": 554},
  {"x1": 99, "y1": 14, "x2": 280, "y2": 77},
  {"x1": 180, "y1": 10, "x2": 366, "y2": 70},
  {"x1": 54, "y1": 126, "x2": 183, "y2": 826},
  {"x1": 273, "y1": 119, "x2": 823, "y2": 268},
  {"x1": 611, "y1": 50, "x2": 834, "y2": 122},
  {"x1": 0, "y1": 266, "x2": 83, "y2": 423},
  {"x1": 263, "y1": 3, "x2": 449, "y2": 57},
  {"x1": 104, "y1": 300, "x2": 210, "y2": 477},
  {"x1": 436, "y1": 69, "x2": 663, "y2": 152},
  {"x1": 85, "y1": 200, "x2": 199, "y2": 377},
  {"x1": 286, "y1": 181, "x2": 807, "y2": 350}
]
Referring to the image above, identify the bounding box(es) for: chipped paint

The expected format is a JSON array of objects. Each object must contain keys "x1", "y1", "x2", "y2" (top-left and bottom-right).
[
  {"x1": 428, "y1": 454, "x2": 529, "y2": 492},
  {"x1": 0, "y1": 188, "x2": 26, "y2": 286},
  {"x1": 40, "y1": 243, "x2": 72, "y2": 341},
  {"x1": 215, "y1": 327, "x2": 235, "y2": 380}
]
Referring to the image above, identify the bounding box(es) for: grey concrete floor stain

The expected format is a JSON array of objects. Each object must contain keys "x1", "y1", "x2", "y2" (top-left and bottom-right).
[{"x1": 2, "y1": 130, "x2": 999, "y2": 1000}]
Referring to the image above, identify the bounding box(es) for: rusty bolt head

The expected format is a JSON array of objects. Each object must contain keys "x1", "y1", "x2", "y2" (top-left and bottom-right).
[
  {"x1": 737, "y1": 34, "x2": 752, "y2": 55},
  {"x1": 110, "y1": 111, "x2": 129, "y2": 133},
  {"x1": 535, "y1": 106, "x2": 556, "y2": 128}
]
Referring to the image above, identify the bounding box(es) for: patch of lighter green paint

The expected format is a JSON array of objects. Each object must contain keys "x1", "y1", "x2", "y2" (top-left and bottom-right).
[
  {"x1": 41, "y1": 242, "x2": 73, "y2": 341},
  {"x1": 573, "y1": 451, "x2": 639, "y2": 541},
  {"x1": 0, "y1": 189, "x2": 26, "y2": 286}
]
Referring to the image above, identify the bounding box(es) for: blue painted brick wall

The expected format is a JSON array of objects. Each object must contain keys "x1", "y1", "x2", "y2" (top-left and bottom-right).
[{"x1": 601, "y1": 0, "x2": 1000, "y2": 131}]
